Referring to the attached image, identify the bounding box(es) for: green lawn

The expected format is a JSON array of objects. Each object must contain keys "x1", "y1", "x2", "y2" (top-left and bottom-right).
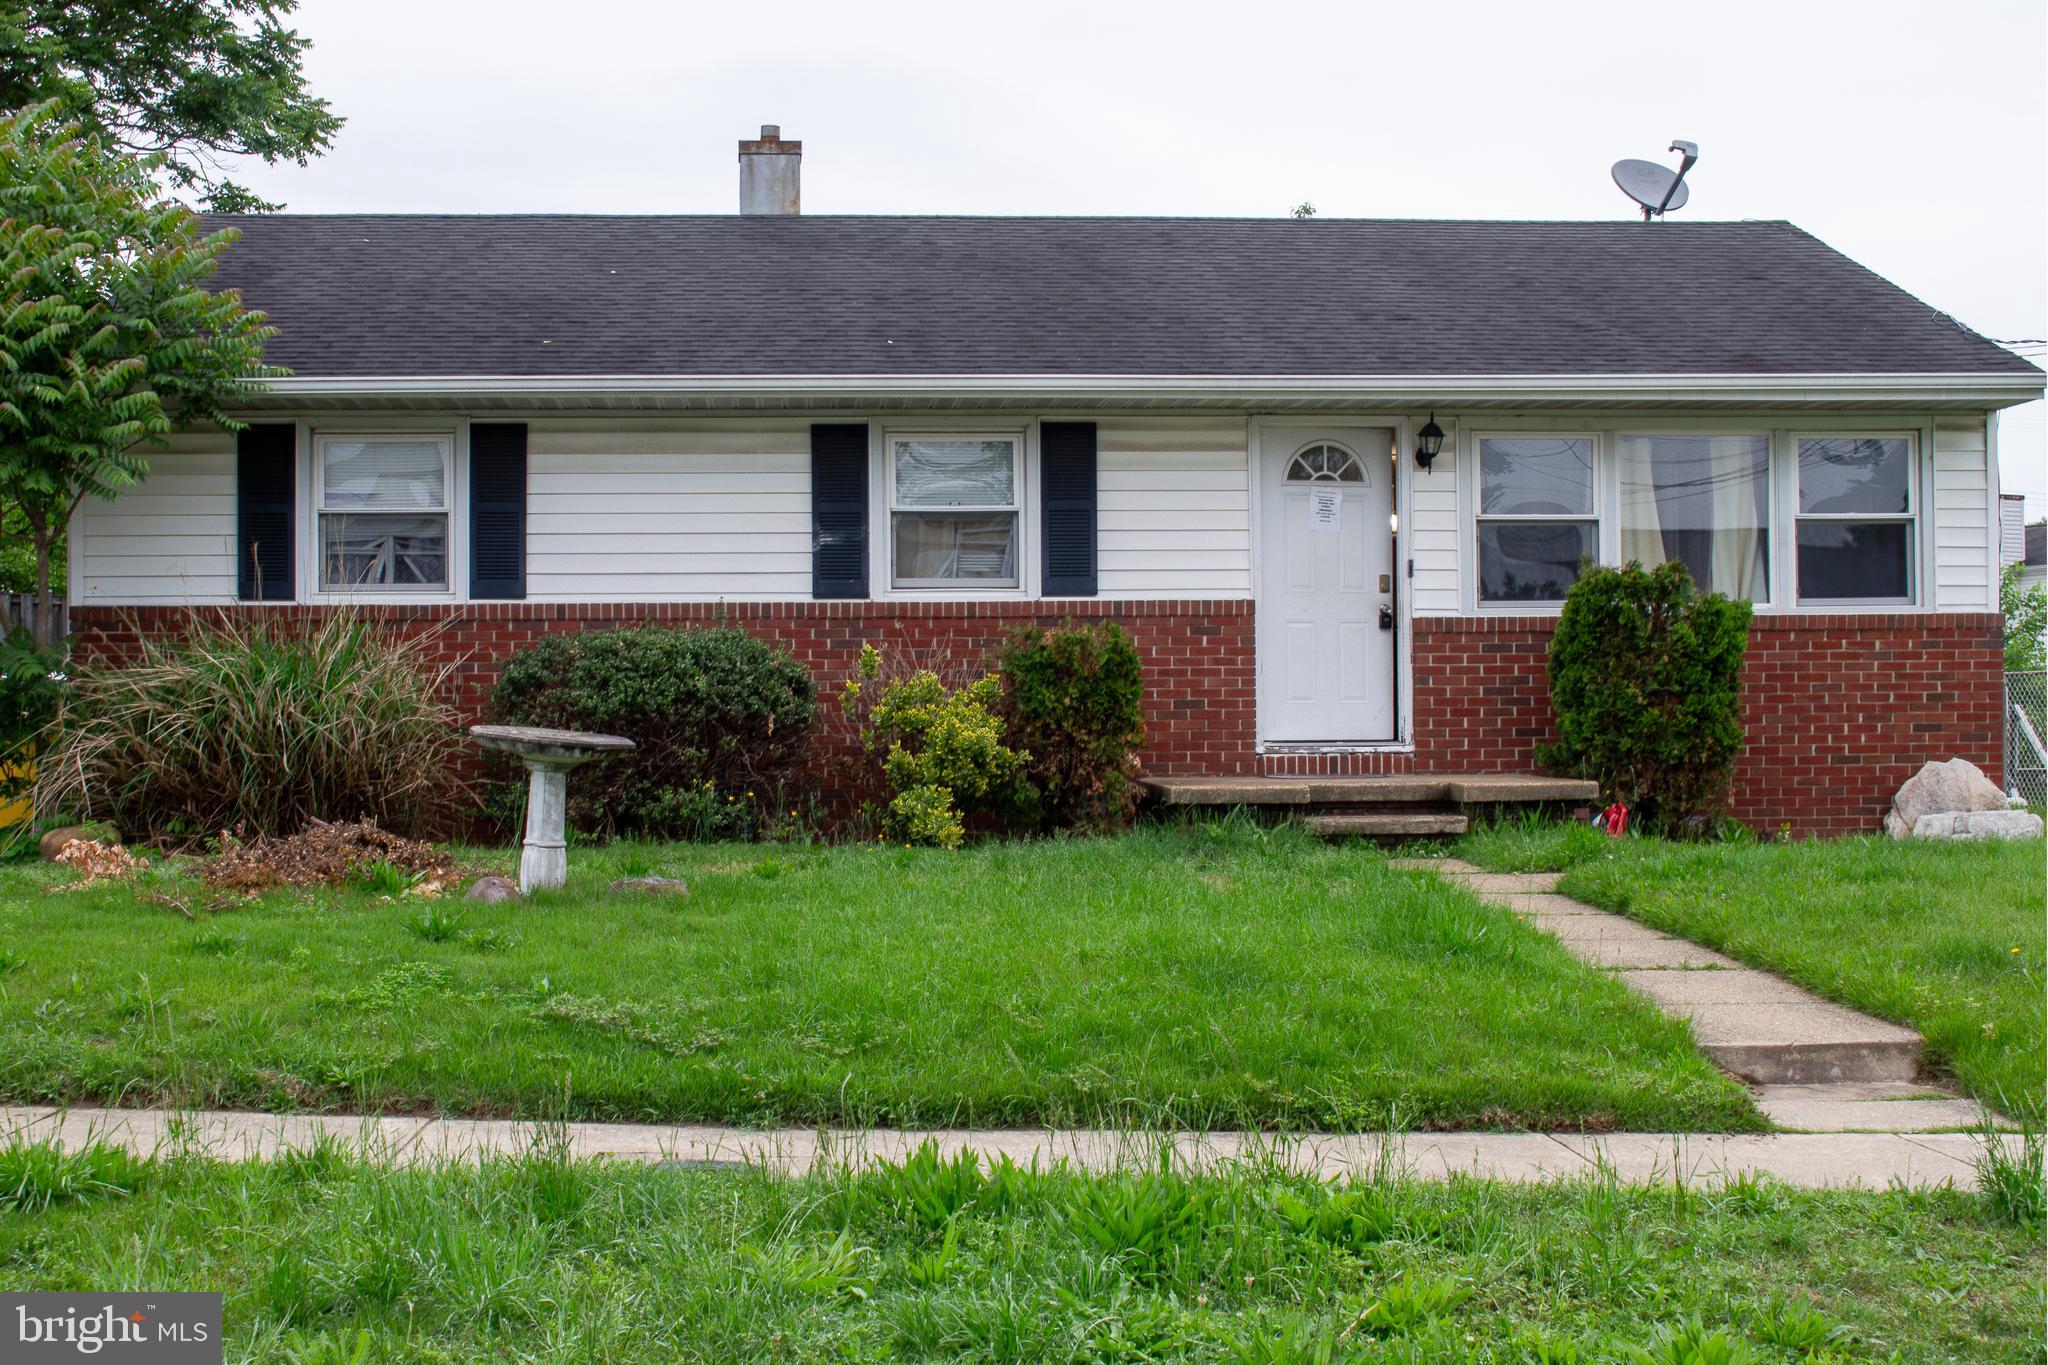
[
  {"x1": 0, "y1": 824, "x2": 1758, "y2": 1132},
  {"x1": 2, "y1": 1138, "x2": 2038, "y2": 1363},
  {"x1": 1457, "y1": 823, "x2": 2047, "y2": 1122}
]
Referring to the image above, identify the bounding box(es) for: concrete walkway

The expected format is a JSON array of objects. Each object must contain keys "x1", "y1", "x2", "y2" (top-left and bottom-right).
[
  {"x1": 0, "y1": 1105, "x2": 2013, "y2": 1191},
  {"x1": 1394, "y1": 858, "x2": 1995, "y2": 1134}
]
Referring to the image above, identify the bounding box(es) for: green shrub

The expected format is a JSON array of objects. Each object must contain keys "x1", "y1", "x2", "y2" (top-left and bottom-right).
[
  {"x1": 489, "y1": 625, "x2": 815, "y2": 840},
  {"x1": 36, "y1": 612, "x2": 467, "y2": 839},
  {"x1": 1538, "y1": 561, "x2": 1751, "y2": 833},
  {"x1": 843, "y1": 644, "x2": 1030, "y2": 847},
  {"x1": 994, "y1": 620, "x2": 1145, "y2": 833}
]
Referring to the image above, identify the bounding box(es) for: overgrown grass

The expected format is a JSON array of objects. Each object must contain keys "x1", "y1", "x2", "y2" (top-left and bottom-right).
[
  {"x1": 0, "y1": 1137, "x2": 2037, "y2": 1361},
  {"x1": 0, "y1": 824, "x2": 1758, "y2": 1131},
  {"x1": 1457, "y1": 822, "x2": 2047, "y2": 1121}
]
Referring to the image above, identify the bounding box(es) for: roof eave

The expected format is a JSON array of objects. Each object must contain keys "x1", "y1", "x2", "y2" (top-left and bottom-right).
[{"x1": 236, "y1": 371, "x2": 2047, "y2": 413}]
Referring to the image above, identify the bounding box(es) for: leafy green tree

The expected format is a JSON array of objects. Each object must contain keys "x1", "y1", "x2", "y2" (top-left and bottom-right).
[
  {"x1": 2001, "y1": 560, "x2": 2047, "y2": 672},
  {"x1": 0, "y1": 0, "x2": 341, "y2": 212},
  {"x1": 0, "y1": 103, "x2": 279, "y2": 647}
]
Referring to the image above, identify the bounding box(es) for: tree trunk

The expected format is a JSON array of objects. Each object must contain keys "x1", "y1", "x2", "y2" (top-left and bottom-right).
[{"x1": 32, "y1": 532, "x2": 53, "y2": 651}]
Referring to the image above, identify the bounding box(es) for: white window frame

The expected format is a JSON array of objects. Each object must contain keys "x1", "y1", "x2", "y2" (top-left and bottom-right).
[
  {"x1": 881, "y1": 428, "x2": 1028, "y2": 594},
  {"x1": 311, "y1": 429, "x2": 458, "y2": 596},
  {"x1": 1470, "y1": 430, "x2": 1601, "y2": 612},
  {"x1": 1613, "y1": 428, "x2": 1776, "y2": 608},
  {"x1": 1789, "y1": 430, "x2": 1919, "y2": 609}
]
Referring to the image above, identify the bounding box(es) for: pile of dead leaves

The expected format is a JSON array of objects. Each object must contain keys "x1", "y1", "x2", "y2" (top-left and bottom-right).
[{"x1": 200, "y1": 818, "x2": 464, "y2": 896}]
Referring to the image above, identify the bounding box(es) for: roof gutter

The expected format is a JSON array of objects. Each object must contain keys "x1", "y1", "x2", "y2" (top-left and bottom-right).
[{"x1": 247, "y1": 371, "x2": 2046, "y2": 409}]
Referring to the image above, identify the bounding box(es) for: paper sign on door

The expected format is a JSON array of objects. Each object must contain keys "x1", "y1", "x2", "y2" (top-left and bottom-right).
[{"x1": 1306, "y1": 488, "x2": 1343, "y2": 533}]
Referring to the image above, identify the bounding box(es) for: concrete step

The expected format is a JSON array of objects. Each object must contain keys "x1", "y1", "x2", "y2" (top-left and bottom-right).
[
  {"x1": 1303, "y1": 812, "x2": 1469, "y2": 839},
  {"x1": 1753, "y1": 1082, "x2": 1998, "y2": 1133},
  {"x1": 1145, "y1": 773, "x2": 1597, "y2": 808}
]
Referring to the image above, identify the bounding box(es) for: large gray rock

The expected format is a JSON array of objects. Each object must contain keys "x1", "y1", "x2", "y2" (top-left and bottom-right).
[
  {"x1": 1910, "y1": 810, "x2": 2046, "y2": 841},
  {"x1": 1885, "y1": 758, "x2": 2009, "y2": 838}
]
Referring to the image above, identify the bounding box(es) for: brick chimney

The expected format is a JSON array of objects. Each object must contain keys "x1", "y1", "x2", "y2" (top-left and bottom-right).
[{"x1": 738, "y1": 125, "x2": 801, "y2": 216}]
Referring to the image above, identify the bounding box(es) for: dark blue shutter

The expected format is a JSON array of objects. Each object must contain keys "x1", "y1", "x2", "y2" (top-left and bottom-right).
[
  {"x1": 236, "y1": 423, "x2": 296, "y2": 600},
  {"x1": 811, "y1": 423, "x2": 870, "y2": 599},
  {"x1": 1040, "y1": 421, "x2": 1098, "y2": 596},
  {"x1": 469, "y1": 423, "x2": 527, "y2": 600}
]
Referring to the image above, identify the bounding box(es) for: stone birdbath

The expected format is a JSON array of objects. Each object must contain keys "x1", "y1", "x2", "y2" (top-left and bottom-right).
[{"x1": 470, "y1": 725, "x2": 635, "y2": 893}]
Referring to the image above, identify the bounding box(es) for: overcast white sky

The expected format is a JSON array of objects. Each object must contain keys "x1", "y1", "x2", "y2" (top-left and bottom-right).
[{"x1": 234, "y1": 0, "x2": 2046, "y2": 515}]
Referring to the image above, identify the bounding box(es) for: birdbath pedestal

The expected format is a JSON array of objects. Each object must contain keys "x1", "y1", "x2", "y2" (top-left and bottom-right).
[{"x1": 470, "y1": 725, "x2": 635, "y2": 892}]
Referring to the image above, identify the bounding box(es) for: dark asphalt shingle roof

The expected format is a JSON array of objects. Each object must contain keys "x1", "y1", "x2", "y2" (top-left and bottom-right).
[{"x1": 197, "y1": 215, "x2": 2038, "y2": 380}]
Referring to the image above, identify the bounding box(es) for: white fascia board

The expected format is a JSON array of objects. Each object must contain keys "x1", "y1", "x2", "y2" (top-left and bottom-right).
[{"x1": 252, "y1": 371, "x2": 2047, "y2": 408}]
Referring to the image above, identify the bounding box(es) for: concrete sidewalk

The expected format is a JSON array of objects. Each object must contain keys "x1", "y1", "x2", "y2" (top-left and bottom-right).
[{"x1": 1, "y1": 1106, "x2": 2014, "y2": 1191}]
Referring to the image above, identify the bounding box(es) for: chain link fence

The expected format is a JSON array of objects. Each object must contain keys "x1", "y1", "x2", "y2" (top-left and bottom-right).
[{"x1": 2006, "y1": 670, "x2": 2047, "y2": 809}]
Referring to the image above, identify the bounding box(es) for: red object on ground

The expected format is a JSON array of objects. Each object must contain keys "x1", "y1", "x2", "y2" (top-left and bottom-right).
[{"x1": 1601, "y1": 802, "x2": 1629, "y2": 837}]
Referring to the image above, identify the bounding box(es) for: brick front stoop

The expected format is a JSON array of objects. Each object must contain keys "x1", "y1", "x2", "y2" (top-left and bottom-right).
[{"x1": 1392, "y1": 858, "x2": 2001, "y2": 1134}]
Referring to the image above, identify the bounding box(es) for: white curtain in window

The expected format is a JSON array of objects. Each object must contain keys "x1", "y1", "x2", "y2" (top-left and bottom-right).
[
  {"x1": 1618, "y1": 435, "x2": 1768, "y2": 599},
  {"x1": 322, "y1": 439, "x2": 447, "y2": 509}
]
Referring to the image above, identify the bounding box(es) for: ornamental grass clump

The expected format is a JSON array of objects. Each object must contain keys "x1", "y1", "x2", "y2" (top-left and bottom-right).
[
  {"x1": 36, "y1": 612, "x2": 467, "y2": 840},
  {"x1": 1538, "y1": 560, "x2": 1751, "y2": 833}
]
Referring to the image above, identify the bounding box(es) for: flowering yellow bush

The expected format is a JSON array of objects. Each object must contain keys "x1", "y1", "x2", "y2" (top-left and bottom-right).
[{"x1": 843, "y1": 647, "x2": 1031, "y2": 847}]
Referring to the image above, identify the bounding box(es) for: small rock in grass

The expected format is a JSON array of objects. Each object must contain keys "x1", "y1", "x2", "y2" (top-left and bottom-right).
[
  {"x1": 608, "y1": 875, "x2": 688, "y2": 897},
  {"x1": 40, "y1": 823, "x2": 118, "y2": 861},
  {"x1": 465, "y1": 874, "x2": 522, "y2": 903}
]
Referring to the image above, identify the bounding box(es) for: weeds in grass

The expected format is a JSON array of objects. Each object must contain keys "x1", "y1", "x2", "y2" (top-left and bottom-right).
[
  {"x1": 404, "y1": 907, "x2": 464, "y2": 943},
  {"x1": 1349, "y1": 1269, "x2": 1472, "y2": 1337},
  {"x1": 1620, "y1": 1317, "x2": 1760, "y2": 1364},
  {"x1": 1974, "y1": 1119, "x2": 2044, "y2": 1227},
  {"x1": 0, "y1": 1139, "x2": 147, "y2": 1212},
  {"x1": 1748, "y1": 1299, "x2": 1848, "y2": 1353},
  {"x1": 354, "y1": 860, "x2": 415, "y2": 897},
  {"x1": 0, "y1": 947, "x2": 21, "y2": 974},
  {"x1": 748, "y1": 1231, "x2": 872, "y2": 1298},
  {"x1": 186, "y1": 928, "x2": 241, "y2": 956},
  {"x1": 1272, "y1": 1184, "x2": 1399, "y2": 1251}
]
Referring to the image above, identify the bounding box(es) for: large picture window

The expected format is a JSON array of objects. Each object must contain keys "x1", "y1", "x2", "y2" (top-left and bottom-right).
[
  {"x1": 1795, "y1": 436, "x2": 1915, "y2": 603},
  {"x1": 316, "y1": 434, "x2": 452, "y2": 590},
  {"x1": 1617, "y1": 434, "x2": 1770, "y2": 600},
  {"x1": 1476, "y1": 436, "x2": 1596, "y2": 603},
  {"x1": 889, "y1": 435, "x2": 1020, "y2": 589}
]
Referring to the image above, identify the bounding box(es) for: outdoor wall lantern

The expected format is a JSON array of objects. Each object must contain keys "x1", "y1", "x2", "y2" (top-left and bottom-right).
[{"x1": 1414, "y1": 415, "x2": 1446, "y2": 470}]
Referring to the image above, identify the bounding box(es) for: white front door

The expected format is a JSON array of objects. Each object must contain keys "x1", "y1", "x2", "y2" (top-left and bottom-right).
[{"x1": 1257, "y1": 427, "x2": 1396, "y2": 743}]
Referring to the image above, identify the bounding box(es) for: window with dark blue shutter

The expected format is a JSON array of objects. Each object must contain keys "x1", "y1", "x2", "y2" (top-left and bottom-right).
[
  {"x1": 812, "y1": 423, "x2": 870, "y2": 599},
  {"x1": 1040, "y1": 421, "x2": 1098, "y2": 596},
  {"x1": 236, "y1": 423, "x2": 296, "y2": 601},
  {"x1": 469, "y1": 423, "x2": 527, "y2": 600}
]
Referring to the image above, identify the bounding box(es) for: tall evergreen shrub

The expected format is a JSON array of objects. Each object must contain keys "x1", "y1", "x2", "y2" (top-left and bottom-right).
[
  {"x1": 993, "y1": 621, "x2": 1146, "y2": 833},
  {"x1": 1537, "y1": 561, "x2": 1751, "y2": 832}
]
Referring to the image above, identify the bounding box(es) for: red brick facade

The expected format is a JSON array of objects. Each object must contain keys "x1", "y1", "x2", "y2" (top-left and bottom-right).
[{"x1": 71, "y1": 602, "x2": 2002, "y2": 838}]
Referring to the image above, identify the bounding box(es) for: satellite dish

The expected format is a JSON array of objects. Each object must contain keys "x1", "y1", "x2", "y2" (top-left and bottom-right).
[{"x1": 1612, "y1": 140, "x2": 1699, "y2": 220}]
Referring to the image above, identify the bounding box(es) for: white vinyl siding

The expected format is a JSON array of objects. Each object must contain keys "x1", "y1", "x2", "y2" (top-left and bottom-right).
[
  {"x1": 1097, "y1": 418, "x2": 1250, "y2": 597},
  {"x1": 72, "y1": 431, "x2": 238, "y2": 603},
  {"x1": 1931, "y1": 417, "x2": 1994, "y2": 610},
  {"x1": 1408, "y1": 413, "x2": 1461, "y2": 615},
  {"x1": 523, "y1": 421, "x2": 812, "y2": 599}
]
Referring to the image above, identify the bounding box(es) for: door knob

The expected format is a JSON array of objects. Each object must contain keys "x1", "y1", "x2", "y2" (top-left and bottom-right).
[{"x1": 1378, "y1": 604, "x2": 1394, "y2": 630}]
